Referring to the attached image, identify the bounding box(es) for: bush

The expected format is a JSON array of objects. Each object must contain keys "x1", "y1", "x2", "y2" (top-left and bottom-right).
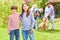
[{"x1": 0, "y1": 0, "x2": 23, "y2": 27}]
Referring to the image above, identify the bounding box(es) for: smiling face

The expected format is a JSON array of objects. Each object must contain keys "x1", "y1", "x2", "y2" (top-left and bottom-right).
[
  {"x1": 23, "y1": 4, "x2": 29, "y2": 12},
  {"x1": 21, "y1": 3, "x2": 30, "y2": 17}
]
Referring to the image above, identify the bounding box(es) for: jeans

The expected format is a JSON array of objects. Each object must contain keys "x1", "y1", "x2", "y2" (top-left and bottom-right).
[
  {"x1": 22, "y1": 30, "x2": 34, "y2": 40},
  {"x1": 34, "y1": 17, "x2": 38, "y2": 29},
  {"x1": 50, "y1": 16, "x2": 55, "y2": 30},
  {"x1": 35, "y1": 19, "x2": 38, "y2": 29},
  {"x1": 48, "y1": 16, "x2": 55, "y2": 30},
  {"x1": 10, "y1": 29, "x2": 20, "y2": 40}
]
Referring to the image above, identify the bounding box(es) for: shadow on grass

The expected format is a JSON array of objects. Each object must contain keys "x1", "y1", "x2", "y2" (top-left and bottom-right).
[{"x1": 36, "y1": 29, "x2": 60, "y2": 34}]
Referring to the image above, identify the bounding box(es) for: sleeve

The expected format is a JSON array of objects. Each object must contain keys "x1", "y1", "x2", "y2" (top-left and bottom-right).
[
  {"x1": 19, "y1": 13, "x2": 22, "y2": 21},
  {"x1": 44, "y1": 7, "x2": 48, "y2": 16},
  {"x1": 44, "y1": 7, "x2": 50, "y2": 17},
  {"x1": 30, "y1": 12, "x2": 35, "y2": 29},
  {"x1": 8, "y1": 16, "x2": 11, "y2": 33},
  {"x1": 45, "y1": 7, "x2": 47, "y2": 13},
  {"x1": 48, "y1": 9, "x2": 52, "y2": 14},
  {"x1": 19, "y1": 15, "x2": 22, "y2": 21}
]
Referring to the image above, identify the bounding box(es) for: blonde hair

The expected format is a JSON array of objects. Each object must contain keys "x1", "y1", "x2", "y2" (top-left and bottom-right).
[
  {"x1": 39, "y1": 8, "x2": 43, "y2": 12},
  {"x1": 30, "y1": 4, "x2": 38, "y2": 11}
]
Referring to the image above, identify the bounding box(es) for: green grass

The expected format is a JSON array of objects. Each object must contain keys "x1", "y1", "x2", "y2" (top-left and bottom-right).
[{"x1": 0, "y1": 19, "x2": 60, "y2": 40}]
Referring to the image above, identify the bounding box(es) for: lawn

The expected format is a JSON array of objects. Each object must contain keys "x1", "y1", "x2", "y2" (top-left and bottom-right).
[
  {"x1": 0, "y1": 0, "x2": 60, "y2": 40},
  {"x1": 0, "y1": 19, "x2": 60, "y2": 40}
]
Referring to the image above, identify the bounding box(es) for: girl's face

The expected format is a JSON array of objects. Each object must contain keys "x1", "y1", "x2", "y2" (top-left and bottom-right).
[{"x1": 23, "y1": 4, "x2": 29, "y2": 12}]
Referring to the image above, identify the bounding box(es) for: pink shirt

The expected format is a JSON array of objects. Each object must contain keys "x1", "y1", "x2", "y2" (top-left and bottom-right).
[{"x1": 8, "y1": 13, "x2": 20, "y2": 33}]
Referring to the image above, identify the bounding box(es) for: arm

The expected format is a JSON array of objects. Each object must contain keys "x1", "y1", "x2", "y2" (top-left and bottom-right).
[
  {"x1": 46, "y1": 13, "x2": 50, "y2": 17},
  {"x1": 34, "y1": 12, "x2": 39, "y2": 16},
  {"x1": 30, "y1": 12, "x2": 35, "y2": 29},
  {"x1": 8, "y1": 16, "x2": 11, "y2": 34},
  {"x1": 19, "y1": 13, "x2": 22, "y2": 21},
  {"x1": 30, "y1": 12, "x2": 35, "y2": 33},
  {"x1": 44, "y1": 7, "x2": 50, "y2": 17},
  {"x1": 46, "y1": 6, "x2": 54, "y2": 17}
]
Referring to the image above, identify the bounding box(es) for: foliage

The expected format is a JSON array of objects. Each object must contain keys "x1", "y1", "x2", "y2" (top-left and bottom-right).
[
  {"x1": 0, "y1": 20, "x2": 60, "y2": 40},
  {"x1": 0, "y1": 0, "x2": 60, "y2": 27},
  {"x1": 29, "y1": 0, "x2": 47, "y2": 8},
  {"x1": 55, "y1": 4, "x2": 60, "y2": 18},
  {"x1": 0, "y1": 0, "x2": 23, "y2": 27}
]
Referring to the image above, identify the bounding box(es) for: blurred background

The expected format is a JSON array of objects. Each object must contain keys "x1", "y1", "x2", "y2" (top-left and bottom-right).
[
  {"x1": 0, "y1": 0, "x2": 60, "y2": 40},
  {"x1": 0, "y1": 0, "x2": 60, "y2": 27}
]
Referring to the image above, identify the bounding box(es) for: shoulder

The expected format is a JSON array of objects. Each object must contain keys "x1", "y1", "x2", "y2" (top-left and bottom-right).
[
  {"x1": 16, "y1": 13, "x2": 19, "y2": 15},
  {"x1": 45, "y1": 7, "x2": 49, "y2": 11},
  {"x1": 50, "y1": 5, "x2": 54, "y2": 9},
  {"x1": 8, "y1": 15, "x2": 12, "y2": 19},
  {"x1": 45, "y1": 7, "x2": 48, "y2": 10},
  {"x1": 8, "y1": 15, "x2": 11, "y2": 18},
  {"x1": 16, "y1": 13, "x2": 21, "y2": 16},
  {"x1": 50, "y1": 5, "x2": 54, "y2": 7},
  {"x1": 30, "y1": 11, "x2": 34, "y2": 15},
  {"x1": 45, "y1": 6, "x2": 48, "y2": 9}
]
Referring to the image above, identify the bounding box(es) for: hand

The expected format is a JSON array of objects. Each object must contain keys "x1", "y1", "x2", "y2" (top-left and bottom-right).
[
  {"x1": 34, "y1": 13, "x2": 38, "y2": 16},
  {"x1": 30, "y1": 29, "x2": 33, "y2": 34}
]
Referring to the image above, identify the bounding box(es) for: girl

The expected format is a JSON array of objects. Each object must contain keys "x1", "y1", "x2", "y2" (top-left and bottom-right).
[{"x1": 20, "y1": 3, "x2": 35, "y2": 40}]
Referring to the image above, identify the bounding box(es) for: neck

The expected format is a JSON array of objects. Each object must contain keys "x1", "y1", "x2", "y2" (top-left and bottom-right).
[{"x1": 25, "y1": 10, "x2": 27, "y2": 12}]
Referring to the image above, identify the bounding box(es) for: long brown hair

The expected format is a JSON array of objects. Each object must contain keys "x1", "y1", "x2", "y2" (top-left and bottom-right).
[{"x1": 20, "y1": 3, "x2": 30, "y2": 17}]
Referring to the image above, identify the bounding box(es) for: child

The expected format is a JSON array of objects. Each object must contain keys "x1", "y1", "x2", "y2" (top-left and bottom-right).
[
  {"x1": 8, "y1": 5, "x2": 20, "y2": 40},
  {"x1": 20, "y1": 3, "x2": 35, "y2": 40}
]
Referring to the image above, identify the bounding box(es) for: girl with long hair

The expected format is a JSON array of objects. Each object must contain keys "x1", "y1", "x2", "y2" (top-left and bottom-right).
[{"x1": 20, "y1": 3, "x2": 35, "y2": 40}]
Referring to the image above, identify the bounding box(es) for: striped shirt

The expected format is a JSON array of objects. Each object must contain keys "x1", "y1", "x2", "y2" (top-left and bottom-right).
[{"x1": 8, "y1": 13, "x2": 20, "y2": 33}]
